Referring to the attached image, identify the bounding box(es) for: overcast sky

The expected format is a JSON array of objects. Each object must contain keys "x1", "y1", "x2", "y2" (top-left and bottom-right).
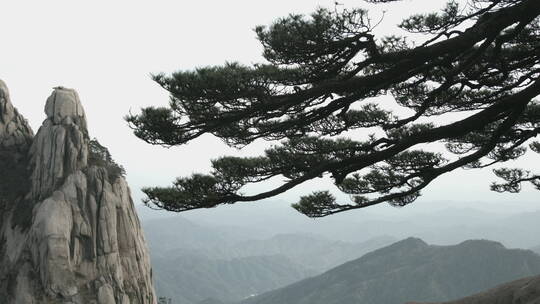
[{"x1": 1, "y1": 0, "x2": 539, "y2": 220}]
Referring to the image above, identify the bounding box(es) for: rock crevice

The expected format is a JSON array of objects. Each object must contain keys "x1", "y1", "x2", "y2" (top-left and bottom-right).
[{"x1": 0, "y1": 81, "x2": 156, "y2": 304}]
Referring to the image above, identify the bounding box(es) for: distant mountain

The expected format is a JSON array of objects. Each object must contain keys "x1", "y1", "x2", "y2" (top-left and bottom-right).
[
  {"x1": 145, "y1": 216, "x2": 396, "y2": 304},
  {"x1": 197, "y1": 298, "x2": 227, "y2": 304},
  {"x1": 241, "y1": 238, "x2": 540, "y2": 304},
  {"x1": 143, "y1": 216, "x2": 237, "y2": 254},
  {"x1": 153, "y1": 253, "x2": 315, "y2": 304},
  {"x1": 157, "y1": 201, "x2": 540, "y2": 249},
  {"x1": 531, "y1": 244, "x2": 540, "y2": 255},
  {"x1": 145, "y1": 206, "x2": 540, "y2": 252},
  {"x1": 407, "y1": 275, "x2": 540, "y2": 304},
  {"x1": 144, "y1": 215, "x2": 395, "y2": 270},
  {"x1": 226, "y1": 234, "x2": 396, "y2": 272}
]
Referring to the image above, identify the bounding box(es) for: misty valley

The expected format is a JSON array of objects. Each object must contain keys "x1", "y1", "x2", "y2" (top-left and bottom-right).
[{"x1": 146, "y1": 203, "x2": 540, "y2": 304}]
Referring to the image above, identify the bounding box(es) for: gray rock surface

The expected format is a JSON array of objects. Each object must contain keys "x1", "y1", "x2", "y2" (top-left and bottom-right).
[
  {"x1": 0, "y1": 81, "x2": 156, "y2": 303},
  {"x1": 0, "y1": 79, "x2": 33, "y2": 150}
]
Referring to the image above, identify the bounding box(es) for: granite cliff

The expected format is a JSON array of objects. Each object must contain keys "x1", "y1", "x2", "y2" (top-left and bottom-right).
[{"x1": 0, "y1": 80, "x2": 156, "y2": 303}]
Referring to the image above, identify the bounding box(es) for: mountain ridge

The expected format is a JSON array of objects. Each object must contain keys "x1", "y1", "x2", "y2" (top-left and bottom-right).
[
  {"x1": 408, "y1": 275, "x2": 540, "y2": 304},
  {"x1": 240, "y1": 238, "x2": 540, "y2": 304},
  {"x1": 154, "y1": 253, "x2": 314, "y2": 304},
  {"x1": 146, "y1": 215, "x2": 395, "y2": 304}
]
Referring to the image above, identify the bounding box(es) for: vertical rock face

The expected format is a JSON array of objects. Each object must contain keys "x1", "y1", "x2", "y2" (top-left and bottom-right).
[
  {"x1": 0, "y1": 79, "x2": 33, "y2": 150},
  {"x1": 29, "y1": 88, "x2": 89, "y2": 201},
  {"x1": 0, "y1": 81, "x2": 156, "y2": 303}
]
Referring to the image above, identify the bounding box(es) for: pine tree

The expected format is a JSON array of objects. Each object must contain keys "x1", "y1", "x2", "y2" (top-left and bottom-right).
[{"x1": 127, "y1": 0, "x2": 540, "y2": 217}]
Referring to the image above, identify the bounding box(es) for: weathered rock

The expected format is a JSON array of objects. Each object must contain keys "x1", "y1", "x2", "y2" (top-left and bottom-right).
[
  {"x1": 0, "y1": 79, "x2": 33, "y2": 150},
  {"x1": 0, "y1": 80, "x2": 33, "y2": 219},
  {"x1": 29, "y1": 87, "x2": 89, "y2": 200},
  {"x1": 0, "y1": 81, "x2": 156, "y2": 303}
]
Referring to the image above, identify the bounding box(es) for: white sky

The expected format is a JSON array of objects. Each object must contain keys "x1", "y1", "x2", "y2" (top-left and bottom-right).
[{"x1": 1, "y1": 0, "x2": 538, "y2": 219}]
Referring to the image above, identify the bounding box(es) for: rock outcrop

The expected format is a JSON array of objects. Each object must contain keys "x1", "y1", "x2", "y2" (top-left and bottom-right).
[
  {"x1": 0, "y1": 81, "x2": 156, "y2": 303},
  {"x1": 0, "y1": 80, "x2": 33, "y2": 150}
]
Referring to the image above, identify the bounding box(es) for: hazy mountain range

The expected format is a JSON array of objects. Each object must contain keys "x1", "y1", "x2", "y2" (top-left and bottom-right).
[
  {"x1": 141, "y1": 199, "x2": 540, "y2": 249},
  {"x1": 143, "y1": 215, "x2": 396, "y2": 271},
  {"x1": 143, "y1": 216, "x2": 396, "y2": 303},
  {"x1": 143, "y1": 205, "x2": 540, "y2": 304},
  {"x1": 408, "y1": 275, "x2": 540, "y2": 304},
  {"x1": 240, "y1": 238, "x2": 540, "y2": 304},
  {"x1": 153, "y1": 253, "x2": 313, "y2": 304}
]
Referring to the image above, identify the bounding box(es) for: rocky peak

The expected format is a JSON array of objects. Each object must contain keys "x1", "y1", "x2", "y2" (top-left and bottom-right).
[
  {"x1": 45, "y1": 87, "x2": 87, "y2": 125},
  {"x1": 0, "y1": 80, "x2": 33, "y2": 211},
  {"x1": 29, "y1": 87, "x2": 89, "y2": 201},
  {"x1": 0, "y1": 79, "x2": 33, "y2": 150},
  {"x1": 0, "y1": 80, "x2": 156, "y2": 304}
]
